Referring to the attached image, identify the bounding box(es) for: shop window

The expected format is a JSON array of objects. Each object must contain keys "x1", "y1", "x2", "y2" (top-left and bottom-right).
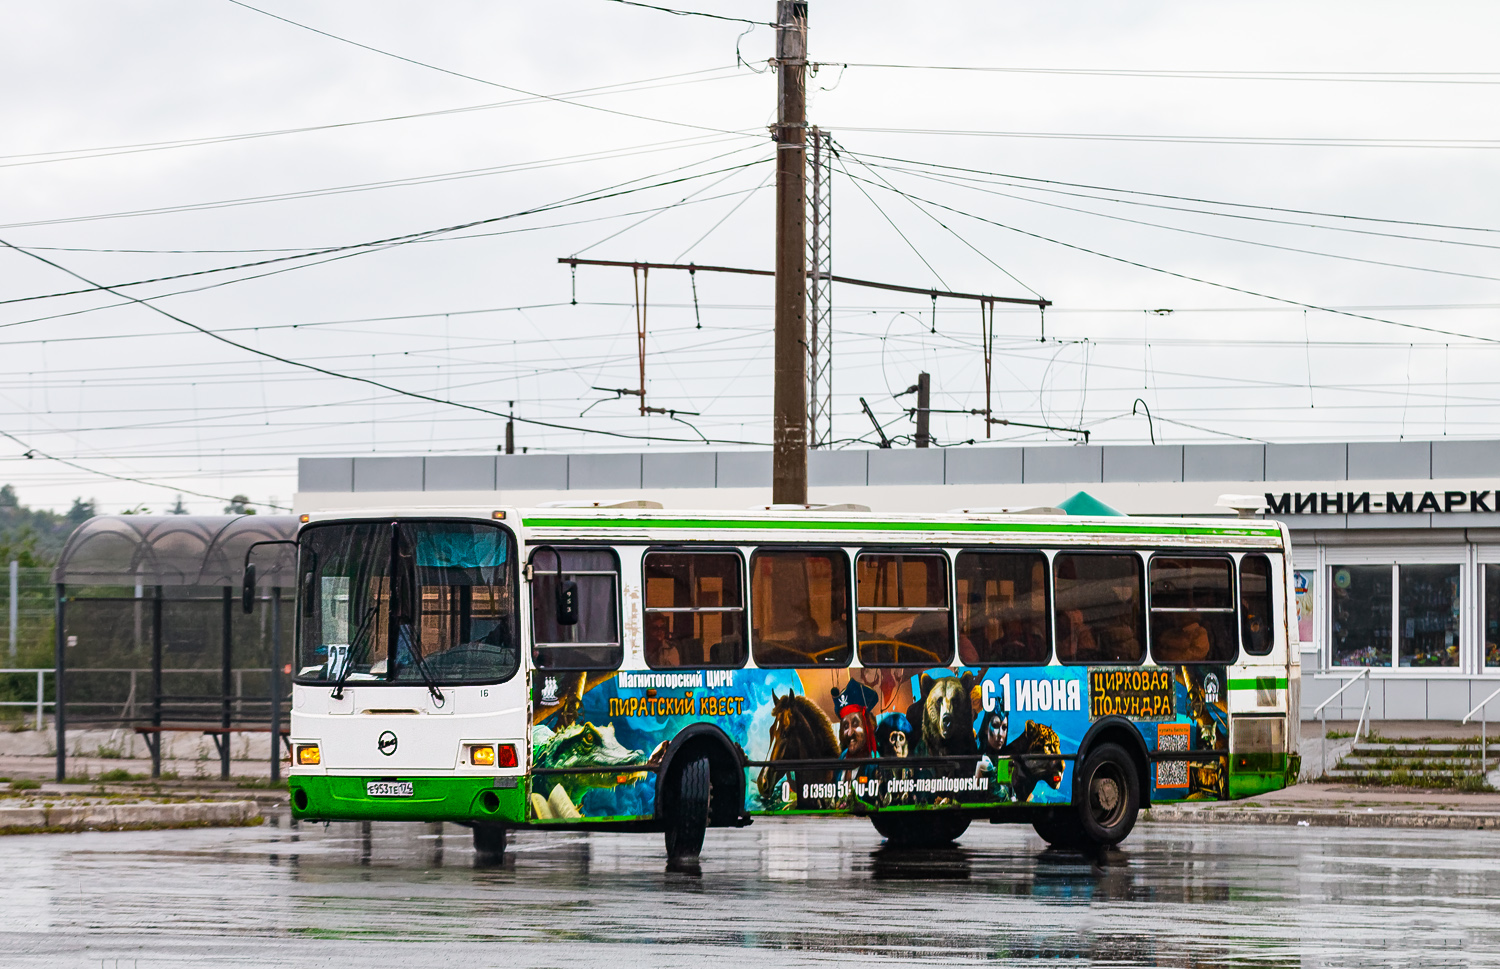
[
  {"x1": 530, "y1": 547, "x2": 621, "y2": 670},
  {"x1": 750, "y1": 549, "x2": 851, "y2": 668},
  {"x1": 1399, "y1": 564, "x2": 1459, "y2": 668},
  {"x1": 1149, "y1": 556, "x2": 1238, "y2": 664},
  {"x1": 1054, "y1": 553, "x2": 1144, "y2": 665},
  {"x1": 1239, "y1": 555, "x2": 1276, "y2": 657},
  {"x1": 643, "y1": 550, "x2": 745, "y2": 670},
  {"x1": 955, "y1": 551, "x2": 1050, "y2": 666},
  {"x1": 856, "y1": 552, "x2": 953, "y2": 666},
  {"x1": 1330, "y1": 565, "x2": 1392, "y2": 667},
  {"x1": 1486, "y1": 565, "x2": 1500, "y2": 669},
  {"x1": 1293, "y1": 569, "x2": 1316, "y2": 646}
]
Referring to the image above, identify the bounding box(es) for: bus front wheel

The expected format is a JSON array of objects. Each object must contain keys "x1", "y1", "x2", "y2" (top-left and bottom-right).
[{"x1": 664, "y1": 755, "x2": 711, "y2": 866}]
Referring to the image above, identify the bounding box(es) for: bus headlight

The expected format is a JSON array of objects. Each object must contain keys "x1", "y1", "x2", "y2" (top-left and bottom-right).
[
  {"x1": 296, "y1": 744, "x2": 321, "y2": 766},
  {"x1": 469, "y1": 745, "x2": 496, "y2": 767}
]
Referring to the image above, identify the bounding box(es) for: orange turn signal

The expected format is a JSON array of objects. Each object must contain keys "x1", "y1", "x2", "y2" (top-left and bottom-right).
[
  {"x1": 296, "y1": 744, "x2": 321, "y2": 766},
  {"x1": 469, "y1": 745, "x2": 496, "y2": 767}
]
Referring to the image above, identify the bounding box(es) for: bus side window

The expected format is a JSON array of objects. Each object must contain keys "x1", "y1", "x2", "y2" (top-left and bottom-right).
[
  {"x1": 1053, "y1": 553, "x2": 1144, "y2": 665},
  {"x1": 955, "y1": 551, "x2": 1050, "y2": 666},
  {"x1": 530, "y1": 547, "x2": 622, "y2": 670},
  {"x1": 1240, "y1": 554, "x2": 1276, "y2": 656},
  {"x1": 856, "y1": 552, "x2": 953, "y2": 667},
  {"x1": 643, "y1": 550, "x2": 746, "y2": 670},
  {"x1": 750, "y1": 549, "x2": 851, "y2": 668},
  {"x1": 1149, "y1": 556, "x2": 1238, "y2": 665}
]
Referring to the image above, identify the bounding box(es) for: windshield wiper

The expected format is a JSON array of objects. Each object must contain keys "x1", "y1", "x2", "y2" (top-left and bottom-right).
[
  {"x1": 330, "y1": 603, "x2": 379, "y2": 700},
  {"x1": 399, "y1": 632, "x2": 446, "y2": 707}
]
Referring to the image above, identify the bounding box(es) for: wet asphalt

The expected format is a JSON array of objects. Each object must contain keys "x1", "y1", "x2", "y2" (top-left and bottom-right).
[{"x1": 3, "y1": 814, "x2": 1498, "y2": 968}]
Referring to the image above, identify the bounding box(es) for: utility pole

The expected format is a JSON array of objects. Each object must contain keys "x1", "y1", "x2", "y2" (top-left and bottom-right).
[
  {"x1": 505, "y1": 401, "x2": 515, "y2": 455},
  {"x1": 914, "y1": 373, "x2": 931, "y2": 448},
  {"x1": 772, "y1": 1, "x2": 809, "y2": 504}
]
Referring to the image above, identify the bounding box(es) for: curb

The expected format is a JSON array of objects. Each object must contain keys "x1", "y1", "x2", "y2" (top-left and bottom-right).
[
  {"x1": 1142, "y1": 805, "x2": 1500, "y2": 830},
  {"x1": 0, "y1": 800, "x2": 262, "y2": 835}
]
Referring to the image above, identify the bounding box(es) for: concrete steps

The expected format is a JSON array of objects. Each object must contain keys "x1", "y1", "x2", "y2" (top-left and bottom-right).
[{"x1": 1330, "y1": 742, "x2": 1499, "y2": 786}]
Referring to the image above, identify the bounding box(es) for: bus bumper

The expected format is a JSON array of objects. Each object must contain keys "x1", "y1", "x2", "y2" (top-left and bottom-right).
[{"x1": 290, "y1": 775, "x2": 529, "y2": 825}]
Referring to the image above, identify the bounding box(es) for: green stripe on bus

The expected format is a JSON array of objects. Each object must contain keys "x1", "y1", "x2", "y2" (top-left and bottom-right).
[
  {"x1": 1227, "y1": 677, "x2": 1288, "y2": 690},
  {"x1": 521, "y1": 516, "x2": 1280, "y2": 538}
]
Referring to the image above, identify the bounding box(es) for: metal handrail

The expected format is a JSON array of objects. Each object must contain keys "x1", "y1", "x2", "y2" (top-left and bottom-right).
[
  {"x1": 1461, "y1": 685, "x2": 1500, "y2": 778},
  {"x1": 0, "y1": 668, "x2": 50, "y2": 728},
  {"x1": 1313, "y1": 668, "x2": 1372, "y2": 717},
  {"x1": 1314, "y1": 668, "x2": 1372, "y2": 778}
]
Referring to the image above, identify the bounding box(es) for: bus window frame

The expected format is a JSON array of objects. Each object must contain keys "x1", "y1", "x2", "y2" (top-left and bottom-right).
[
  {"x1": 642, "y1": 546, "x2": 748, "y2": 671},
  {"x1": 954, "y1": 547, "x2": 1053, "y2": 667},
  {"x1": 1147, "y1": 552, "x2": 1240, "y2": 666},
  {"x1": 1237, "y1": 552, "x2": 1276, "y2": 658},
  {"x1": 853, "y1": 546, "x2": 955, "y2": 668},
  {"x1": 1052, "y1": 549, "x2": 1148, "y2": 667},
  {"x1": 748, "y1": 545, "x2": 854, "y2": 670},
  {"x1": 528, "y1": 543, "x2": 624, "y2": 672}
]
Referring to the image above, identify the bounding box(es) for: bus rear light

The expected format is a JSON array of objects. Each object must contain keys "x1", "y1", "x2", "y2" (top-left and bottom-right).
[
  {"x1": 469, "y1": 745, "x2": 496, "y2": 767},
  {"x1": 296, "y1": 744, "x2": 321, "y2": 766},
  {"x1": 497, "y1": 743, "x2": 518, "y2": 768}
]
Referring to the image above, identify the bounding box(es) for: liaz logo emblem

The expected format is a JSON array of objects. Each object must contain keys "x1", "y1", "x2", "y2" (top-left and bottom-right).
[{"x1": 377, "y1": 730, "x2": 398, "y2": 756}]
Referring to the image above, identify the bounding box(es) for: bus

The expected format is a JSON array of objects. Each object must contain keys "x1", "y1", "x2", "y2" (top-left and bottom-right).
[{"x1": 253, "y1": 503, "x2": 1300, "y2": 865}]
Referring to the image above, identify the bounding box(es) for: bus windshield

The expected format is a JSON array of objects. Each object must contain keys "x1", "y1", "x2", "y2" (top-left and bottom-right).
[{"x1": 296, "y1": 520, "x2": 520, "y2": 686}]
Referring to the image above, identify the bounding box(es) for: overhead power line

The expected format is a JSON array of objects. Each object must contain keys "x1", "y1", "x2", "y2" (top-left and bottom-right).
[
  {"x1": 0, "y1": 236, "x2": 767, "y2": 448},
  {"x1": 834, "y1": 126, "x2": 1500, "y2": 150},
  {"x1": 0, "y1": 67, "x2": 746, "y2": 170},
  {"x1": 848, "y1": 150, "x2": 1500, "y2": 235},
  {"x1": 825, "y1": 63, "x2": 1500, "y2": 86},
  {"x1": 0, "y1": 426, "x2": 287, "y2": 510},
  {"x1": 598, "y1": 0, "x2": 771, "y2": 25},
  {"x1": 223, "y1": 0, "x2": 752, "y2": 138},
  {"x1": 853, "y1": 177, "x2": 1500, "y2": 345}
]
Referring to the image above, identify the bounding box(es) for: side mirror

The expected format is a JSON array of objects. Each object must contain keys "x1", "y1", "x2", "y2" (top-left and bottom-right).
[
  {"x1": 241, "y1": 563, "x2": 257, "y2": 614},
  {"x1": 556, "y1": 577, "x2": 579, "y2": 626}
]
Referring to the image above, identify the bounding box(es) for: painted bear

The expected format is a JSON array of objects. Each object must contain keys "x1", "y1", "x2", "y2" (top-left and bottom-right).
[{"x1": 913, "y1": 671, "x2": 978, "y2": 762}]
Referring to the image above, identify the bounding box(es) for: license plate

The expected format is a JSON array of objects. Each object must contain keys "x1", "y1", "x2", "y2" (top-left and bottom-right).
[{"x1": 367, "y1": 781, "x2": 413, "y2": 798}]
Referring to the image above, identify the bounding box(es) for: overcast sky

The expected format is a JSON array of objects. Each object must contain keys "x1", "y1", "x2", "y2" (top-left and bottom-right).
[{"x1": 3, "y1": 0, "x2": 1500, "y2": 514}]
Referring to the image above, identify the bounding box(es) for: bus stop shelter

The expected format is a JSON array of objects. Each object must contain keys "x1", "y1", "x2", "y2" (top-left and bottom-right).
[{"x1": 51, "y1": 515, "x2": 297, "y2": 782}]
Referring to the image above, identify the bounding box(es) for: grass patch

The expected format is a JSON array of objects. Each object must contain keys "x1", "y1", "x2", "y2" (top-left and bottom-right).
[
  {"x1": 98, "y1": 769, "x2": 147, "y2": 783},
  {"x1": 10, "y1": 779, "x2": 40, "y2": 791},
  {"x1": 1326, "y1": 729, "x2": 1356, "y2": 740},
  {"x1": 234, "y1": 777, "x2": 288, "y2": 790}
]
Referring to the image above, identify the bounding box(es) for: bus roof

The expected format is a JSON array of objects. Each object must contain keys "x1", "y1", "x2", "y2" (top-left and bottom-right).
[{"x1": 298, "y1": 505, "x2": 1287, "y2": 550}]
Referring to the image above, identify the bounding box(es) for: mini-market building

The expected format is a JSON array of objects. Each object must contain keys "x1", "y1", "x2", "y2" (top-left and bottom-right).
[{"x1": 296, "y1": 439, "x2": 1500, "y2": 723}]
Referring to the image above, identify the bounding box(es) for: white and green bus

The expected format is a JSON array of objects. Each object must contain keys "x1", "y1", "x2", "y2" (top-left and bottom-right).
[{"x1": 254, "y1": 504, "x2": 1299, "y2": 865}]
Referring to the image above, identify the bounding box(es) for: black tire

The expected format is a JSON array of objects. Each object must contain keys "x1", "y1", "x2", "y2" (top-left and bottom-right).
[
  {"x1": 870, "y1": 812, "x2": 971, "y2": 848},
  {"x1": 472, "y1": 823, "x2": 507, "y2": 865},
  {"x1": 1031, "y1": 815, "x2": 1086, "y2": 850},
  {"x1": 1073, "y1": 743, "x2": 1140, "y2": 847},
  {"x1": 664, "y1": 755, "x2": 711, "y2": 865}
]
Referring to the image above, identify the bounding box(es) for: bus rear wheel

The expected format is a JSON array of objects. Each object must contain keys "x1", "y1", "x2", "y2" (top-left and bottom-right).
[
  {"x1": 664, "y1": 755, "x2": 711, "y2": 867},
  {"x1": 871, "y1": 812, "x2": 971, "y2": 848},
  {"x1": 1076, "y1": 743, "x2": 1139, "y2": 846},
  {"x1": 472, "y1": 823, "x2": 507, "y2": 865}
]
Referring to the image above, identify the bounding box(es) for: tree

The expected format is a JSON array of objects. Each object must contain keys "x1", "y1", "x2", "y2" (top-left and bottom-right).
[
  {"x1": 168, "y1": 495, "x2": 188, "y2": 515},
  {"x1": 0, "y1": 484, "x2": 16, "y2": 507},
  {"x1": 66, "y1": 498, "x2": 95, "y2": 526},
  {"x1": 224, "y1": 495, "x2": 256, "y2": 515}
]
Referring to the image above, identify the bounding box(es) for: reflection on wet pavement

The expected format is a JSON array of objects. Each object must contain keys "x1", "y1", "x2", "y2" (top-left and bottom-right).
[{"x1": 3, "y1": 814, "x2": 1499, "y2": 967}]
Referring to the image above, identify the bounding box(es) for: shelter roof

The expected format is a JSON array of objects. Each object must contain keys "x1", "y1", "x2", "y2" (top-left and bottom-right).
[{"x1": 52, "y1": 515, "x2": 298, "y2": 587}]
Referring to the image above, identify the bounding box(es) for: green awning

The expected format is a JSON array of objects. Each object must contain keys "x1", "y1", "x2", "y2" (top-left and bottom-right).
[{"x1": 1057, "y1": 491, "x2": 1127, "y2": 517}]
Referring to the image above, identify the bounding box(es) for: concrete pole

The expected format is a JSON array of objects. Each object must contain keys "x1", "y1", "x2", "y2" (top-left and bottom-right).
[
  {"x1": 915, "y1": 373, "x2": 931, "y2": 448},
  {"x1": 771, "y1": 0, "x2": 809, "y2": 505}
]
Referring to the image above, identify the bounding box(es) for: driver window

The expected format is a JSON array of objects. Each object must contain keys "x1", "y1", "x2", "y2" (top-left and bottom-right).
[
  {"x1": 856, "y1": 552, "x2": 953, "y2": 666},
  {"x1": 750, "y1": 548, "x2": 851, "y2": 668},
  {"x1": 530, "y1": 547, "x2": 621, "y2": 670},
  {"x1": 643, "y1": 550, "x2": 746, "y2": 670}
]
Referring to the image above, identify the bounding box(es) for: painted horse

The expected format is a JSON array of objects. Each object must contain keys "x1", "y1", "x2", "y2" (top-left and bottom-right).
[{"x1": 757, "y1": 691, "x2": 840, "y2": 809}]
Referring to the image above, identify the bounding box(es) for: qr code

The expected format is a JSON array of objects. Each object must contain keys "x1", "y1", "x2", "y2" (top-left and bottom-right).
[{"x1": 1156, "y1": 725, "x2": 1189, "y2": 789}]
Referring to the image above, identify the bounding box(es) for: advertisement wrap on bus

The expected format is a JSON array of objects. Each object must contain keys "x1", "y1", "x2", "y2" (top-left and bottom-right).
[{"x1": 263, "y1": 505, "x2": 1298, "y2": 867}]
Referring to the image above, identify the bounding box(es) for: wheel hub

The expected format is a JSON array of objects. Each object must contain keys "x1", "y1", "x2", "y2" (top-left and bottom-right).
[{"x1": 1092, "y1": 775, "x2": 1121, "y2": 817}]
